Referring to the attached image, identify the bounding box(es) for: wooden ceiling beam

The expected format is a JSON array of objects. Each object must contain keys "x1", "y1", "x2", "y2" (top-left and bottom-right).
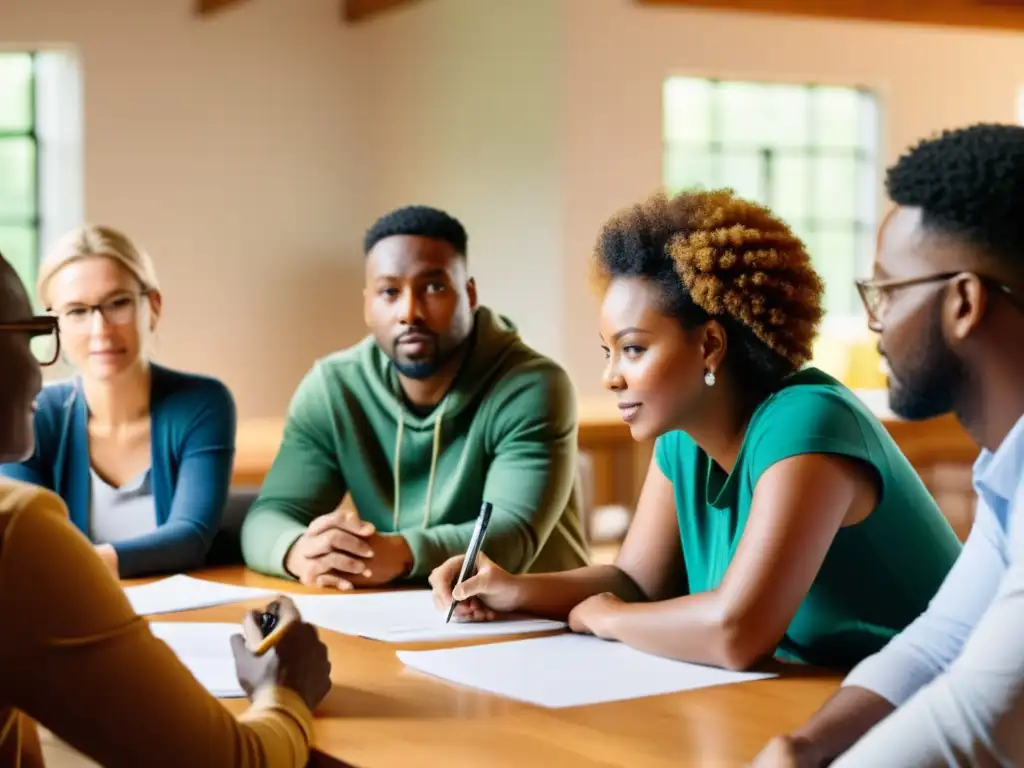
[
  {"x1": 196, "y1": 0, "x2": 251, "y2": 16},
  {"x1": 636, "y1": 0, "x2": 1024, "y2": 32},
  {"x1": 344, "y1": 0, "x2": 423, "y2": 23},
  {"x1": 193, "y1": 0, "x2": 424, "y2": 23}
]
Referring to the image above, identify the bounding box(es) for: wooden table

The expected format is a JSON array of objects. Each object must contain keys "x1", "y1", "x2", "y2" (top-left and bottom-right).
[{"x1": 129, "y1": 566, "x2": 842, "y2": 767}]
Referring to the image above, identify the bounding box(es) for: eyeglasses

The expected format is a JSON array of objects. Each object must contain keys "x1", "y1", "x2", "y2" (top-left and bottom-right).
[
  {"x1": 0, "y1": 315, "x2": 61, "y2": 366},
  {"x1": 51, "y1": 292, "x2": 146, "y2": 333},
  {"x1": 855, "y1": 271, "x2": 1024, "y2": 331}
]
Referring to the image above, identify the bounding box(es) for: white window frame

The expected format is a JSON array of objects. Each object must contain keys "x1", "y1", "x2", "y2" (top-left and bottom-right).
[
  {"x1": 0, "y1": 47, "x2": 83, "y2": 305},
  {"x1": 662, "y1": 74, "x2": 883, "y2": 335}
]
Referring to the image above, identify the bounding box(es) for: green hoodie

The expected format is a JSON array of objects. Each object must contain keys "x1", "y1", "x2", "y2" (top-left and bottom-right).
[{"x1": 241, "y1": 306, "x2": 589, "y2": 580}]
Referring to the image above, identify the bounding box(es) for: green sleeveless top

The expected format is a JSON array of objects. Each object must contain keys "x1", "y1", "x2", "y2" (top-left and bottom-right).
[{"x1": 655, "y1": 367, "x2": 962, "y2": 669}]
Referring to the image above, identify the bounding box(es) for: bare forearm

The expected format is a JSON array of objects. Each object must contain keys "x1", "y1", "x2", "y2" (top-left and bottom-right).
[
  {"x1": 603, "y1": 591, "x2": 758, "y2": 669},
  {"x1": 514, "y1": 565, "x2": 646, "y2": 620},
  {"x1": 789, "y1": 686, "x2": 895, "y2": 766}
]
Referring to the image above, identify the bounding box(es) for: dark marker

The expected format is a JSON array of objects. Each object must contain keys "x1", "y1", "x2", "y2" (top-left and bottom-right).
[{"x1": 258, "y1": 611, "x2": 278, "y2": 636}]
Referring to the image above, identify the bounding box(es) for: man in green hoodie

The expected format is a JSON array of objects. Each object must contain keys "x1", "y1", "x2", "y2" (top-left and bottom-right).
[{"x1": 241, "y1": 205, "x2": 589, "y2": 588}]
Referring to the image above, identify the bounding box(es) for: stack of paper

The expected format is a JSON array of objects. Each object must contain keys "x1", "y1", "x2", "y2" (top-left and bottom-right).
[
  {"x1": 124, "y1": 574, "x2": 275, "y2": 616},
  {"x1": 398, "y1": 633, "x2": 777, "y2": 707},
  {"x1": 150, "y1": 622, "x2": 246, "y2": 698},
  {"x1": 291, "y1": 590, "x2": 566, "y2": 642}
]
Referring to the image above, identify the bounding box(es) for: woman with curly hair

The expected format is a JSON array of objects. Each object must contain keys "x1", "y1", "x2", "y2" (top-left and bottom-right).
[{"x1": 428, "y1": 188, "x2": 961, "y2": 671}]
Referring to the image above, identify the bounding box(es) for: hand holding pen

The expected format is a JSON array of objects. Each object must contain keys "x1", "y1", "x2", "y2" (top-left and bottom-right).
[
  {"x1": 429, "y1": 550, "x2": 522, "y2": 622},
  {"x1": 428, "y1": 503, "x2": 526, "y2": 622},
  {"x1": 444, "y1": 501, "x2": 494, "y2": 623},
  {"x1": 229, "y1": 595, "x2": 333, "y2": 711}
]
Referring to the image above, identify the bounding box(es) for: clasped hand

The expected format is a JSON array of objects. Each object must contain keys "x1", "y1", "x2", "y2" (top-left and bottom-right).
[{"x1": 285, "y1": 508, "x2": 412, "y2": 589}]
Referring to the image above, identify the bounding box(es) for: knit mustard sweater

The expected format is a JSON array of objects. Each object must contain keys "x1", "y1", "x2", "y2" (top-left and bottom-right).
[{"x1": 0, "y1": 478, "x2": 314, "y2": 768}]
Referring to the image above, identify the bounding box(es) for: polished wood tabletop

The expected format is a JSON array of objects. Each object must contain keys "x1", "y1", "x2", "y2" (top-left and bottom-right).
[{"x1": 130, "y1": 566, "x2": 843, "y2": 768}]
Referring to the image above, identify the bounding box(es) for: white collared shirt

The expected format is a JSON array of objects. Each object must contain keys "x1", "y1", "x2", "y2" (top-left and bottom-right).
[{"x1": 834, "y1": 414, "x2": 1024, "y2": 767}]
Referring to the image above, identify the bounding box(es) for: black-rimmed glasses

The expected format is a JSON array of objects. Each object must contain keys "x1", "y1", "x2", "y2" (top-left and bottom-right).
[{"x1": 0, "y1": 315, "x2": 61, "y2": 365}]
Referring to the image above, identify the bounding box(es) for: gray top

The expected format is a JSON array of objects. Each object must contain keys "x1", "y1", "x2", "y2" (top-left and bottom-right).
[
  {"x1": 88, "y1": 467, "x2": 158, "y2": 545},
  {"x1": 835, "y1": 414, "x2": 1024, "y2": 767}
]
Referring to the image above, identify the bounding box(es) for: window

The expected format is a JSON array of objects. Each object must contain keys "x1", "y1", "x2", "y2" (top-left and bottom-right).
[
  {"x1": 663, "y1": 77, "x2": 880, "y2": 322},
  {"x1": 0, "y1": 52, "x2": 40, "y2": 293},
  {"x1": 0, "y1": 50, "x2": 82, "y2": 308}
]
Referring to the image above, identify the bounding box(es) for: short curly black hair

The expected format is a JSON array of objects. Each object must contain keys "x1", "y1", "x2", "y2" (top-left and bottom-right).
[
  {"x1": 592, "y1": 189, "x2": 824, "y2": 385},
  {"x1": 363, "y1": 205, "x2": 468, "y2": 257},
  {"x1": 886, "y1": 123, "x2": 1024, "y2": 268}
]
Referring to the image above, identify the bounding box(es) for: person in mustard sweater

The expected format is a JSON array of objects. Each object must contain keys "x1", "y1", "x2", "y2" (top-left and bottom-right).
[
  {"x1": 430, "y1": 189, "x2": 961, "y2": 672},
  {"x1": 0, "y1": 251, "x2": 331, "y2": 767},
  {"x1": 241, "y1": 205, "x2": 589, "y2": 589}
]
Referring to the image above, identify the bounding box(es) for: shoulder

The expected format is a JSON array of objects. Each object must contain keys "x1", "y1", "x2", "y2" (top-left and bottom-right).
[
  {"x1": 0, "y1": 478, "x2": 67, "y2": 527},
  {"x1": 486, "y1": 344, "x2": 576, "y2": 404},
  {"x1": 758, "y1": 367, "x2": 867, "y2": 411},
  {"x1": 0, "y1": 479, "x2": 121, "y2": 608},
  {"x1": 483, "y1": 352, "x2": 578, "y2": 438},
  {"x1": 284, "y1": 340, "x2": 374, "y2": 414},
  {"x1": 654, "y1": 430, "x2": 699, "y2": 483},
  {"x1": 34, "y1": 376, "x2": 78, "y2": 413},
  {"x1": 470, "y1": 346, "x2": 577, "y2": 444},
  {"x1": 0, "y1": 480, "x2": 74, "y2": 567},
  {"x1": 749, "y1": 368, "x2": 879, "y2": 447},
  {"x1": 272, "y1": 341, "x2": 380, "y2": 436},
  {"x1": 310, "y1": 340, "x2": 374, "y2": 384},
  {"x1": 150, "y1": 364, "x2": 236, "y2": 426},
  {"x1": 29, "y1": 377, "x2": 80, "y2": 439},
  {"x1": 742, "y1": 368, "x2": 900, "y2": 484},
  {"x1": 656, "y1": 429, "x2": 697, "y2": 455},
  {"x1": 289, "y1": 337, "x2": 379, "y2": 395}
]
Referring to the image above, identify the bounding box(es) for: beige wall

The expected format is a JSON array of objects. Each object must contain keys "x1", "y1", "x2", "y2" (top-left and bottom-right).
[
  {"x1": 352, "y1": 0, "x2": 565, "y2": 362},
  {"x1": 5, "y1": 0, "x2": 365, "y2": 417},
  {"x1": 562, "y1": 0, "x2": 1024, "y2": 395},
  {"x1": 6, "y1": 0, "x2": 1024, "y2": 415}
]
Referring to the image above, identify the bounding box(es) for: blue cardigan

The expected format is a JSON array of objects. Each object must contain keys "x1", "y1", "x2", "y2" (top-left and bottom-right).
[{"x1": 0, "y1": 363, "x2": 237, "y2": 577}]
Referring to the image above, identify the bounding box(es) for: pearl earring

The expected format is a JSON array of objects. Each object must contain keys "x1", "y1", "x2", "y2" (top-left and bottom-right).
[{"x1": 704, "y1": 370, "x2": 716, "y2": 387}]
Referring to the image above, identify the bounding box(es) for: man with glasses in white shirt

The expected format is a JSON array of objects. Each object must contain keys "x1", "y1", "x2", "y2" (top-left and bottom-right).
[{"x1": 752, "y1": 122, "x2": 1024, "y2": 767}]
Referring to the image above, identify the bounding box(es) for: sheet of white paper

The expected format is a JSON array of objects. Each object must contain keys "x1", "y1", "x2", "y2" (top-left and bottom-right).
[
  {"x1": 398, "y1": 633, "x2": 777, "y2": 708},
  {"x1": 291, "y1": 590, "x2": 566, "y2": 642},
  {"x1": 124, "y1": 574, "x2": 274, "y2": 616},
  {"x1": 150, "y1": 622, "x2": 245, "y2": 698}
]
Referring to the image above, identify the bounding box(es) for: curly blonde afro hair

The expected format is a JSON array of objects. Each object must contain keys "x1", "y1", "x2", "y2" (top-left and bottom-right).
[{"x1": 593, "y1": 188, "x2": 824, "y2": 381}]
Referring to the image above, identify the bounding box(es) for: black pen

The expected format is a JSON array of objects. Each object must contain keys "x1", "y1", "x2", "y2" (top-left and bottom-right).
[
  {"x1": 446, "y1": 501, "x2": 493, "y2": 623},
  {"x1": 258, "y1": 610, "x2": 278, "y2": 636}
]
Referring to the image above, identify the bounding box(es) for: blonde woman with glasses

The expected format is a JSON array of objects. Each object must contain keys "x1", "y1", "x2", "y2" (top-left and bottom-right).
[
  {"x1": 0, "y1": 250, "x2": 332, "y2": 767},
  {"x1": 0, "y1": 225, "x2": 237, "y2": 577}
]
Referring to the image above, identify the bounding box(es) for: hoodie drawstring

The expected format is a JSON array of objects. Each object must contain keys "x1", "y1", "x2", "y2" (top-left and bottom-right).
[{"x1": 392, "y1": 397, "x2": 447, "y2": 531}]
